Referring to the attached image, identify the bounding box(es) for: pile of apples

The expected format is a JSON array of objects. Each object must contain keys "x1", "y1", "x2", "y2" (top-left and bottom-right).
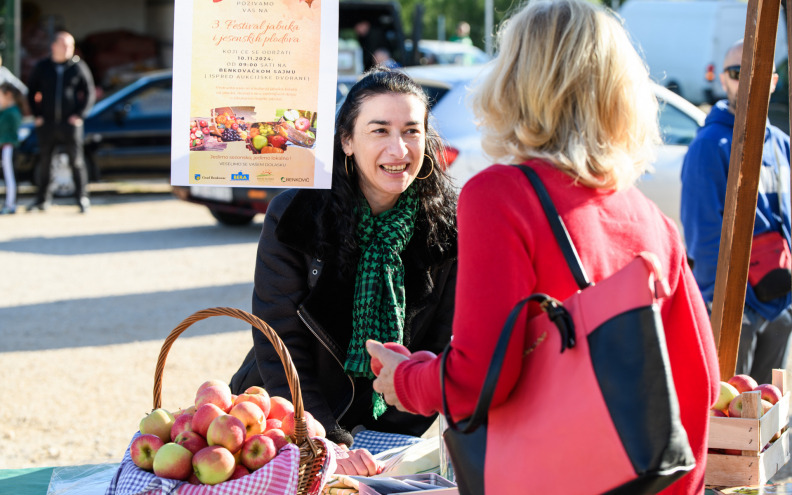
[
  {"x1": 189, "y1": 120, "x2": 209, "y2": 149},
  {"x1": 710, "y1": 374, "x2": 783, "y2": 419},
  {"x1": 709, "y1": 374, "x2": 786, "y2": 455},
  {"x1": 131, "y1": 379, "x2": 325, "y2": 485}
]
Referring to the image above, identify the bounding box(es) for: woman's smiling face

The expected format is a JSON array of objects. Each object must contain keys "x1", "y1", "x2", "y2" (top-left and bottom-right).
[{"x1": 342, "y1": 92, "x2": 427, "y2": 215}]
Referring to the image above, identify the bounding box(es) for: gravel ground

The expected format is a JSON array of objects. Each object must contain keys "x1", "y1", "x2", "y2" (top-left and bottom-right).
[{"x1": 0, "y1": 188, "x2": 261, "y2": 469}]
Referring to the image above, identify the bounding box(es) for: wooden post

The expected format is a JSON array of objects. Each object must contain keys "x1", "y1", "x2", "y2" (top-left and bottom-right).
[{"x1": 710, "y1": 0, "x2": 781, "y2": 380}]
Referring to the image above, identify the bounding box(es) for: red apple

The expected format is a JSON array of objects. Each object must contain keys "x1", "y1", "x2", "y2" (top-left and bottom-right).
[
  {"x1": 193, "y1": 403, "x2": 225, "y2": 438},
  {"x1": 262, "y1": 428, "x2": 292, "y2": 451},
  {"x1": 755, "y1": 383, "x2": 783, "y2": 405},
  {"x1": 305, "y1": 411, "x2": 318, "y2": 437},
  {"x1": 130, "y1": 434, "x2": 164, "y2": 471},
  {"x1": 139, "y1": 408, "x2": 175, "y2": 443},
  {"x1": 245, "y1": 386, "x2": 268, "y2": 395},
  {"x1": 762, "y1": 399, "x2": 774, "y2": 416},
  {"x1": 727, "y1": 374, "x2": 759, "y2": 394},
  {"x1": 174, "y1": 405, "x2": 196, "y2": 419},
  {"x1": 265, "y1": 418, "x2": 282, "y2": 430},
  {"x1": 268, "y1": 135, "x2": 287, "y2": 149},
  {"x1": 728, "y1": 396, "x2": 744, "y2": 418},
  {"x1": 195, "y1": 384, "x2": 233, "y2": 412},
  {"x1": 281, "y1": 412, "x2": 297, "y2": 438},
  {"x1": 294, "y1": 117, "x2": 311, "y2": 131},
  {"x1": 269, "y1": 396, "x2": 294, "y2": 422},
  {"x1": 384, "y1": 342, "x2": 410, "y2": 354},
  {"x1": 710, "y1": 409, "x2": 728, "y2": 417},
  {"x1": 281, "y1": 410, "x2": 318, "y2": 439},
  {"x1": 371, "y1": 342, "x2": 412, "y2": 376},
  {"x1": 230, "y1": 401, "x2": 265, "y2": 438},
  {"x1": 174, "y1": 430, "x2": 209, "y2": 455},
  {"x1": 170, "y1": 412, "x2": 194, "y2": 441},
  {"x1": 409, "y1": 350, "x2": 438, "y2": 362},
  {"x1": 196, "y1": 378, "x2": 230, "y2": 396},
  {"x1": 230, "y1": 464, "x2": 250, "y2": 480},
  {"x1": 241, "y1": 434, "x2": 277, "y2": 471},
  {"x1": 234, "y1": 393, "x2": 271, "y2": 419},
  {"x1": 152, "y1": 442, "x2": 193, "y2": 481},
  {"x1": 713, "y1": 381, "x2": 740, "y2": 413},
  {"x1": 207, "y1": 414, "x2": 246, "y2": 453},
  {"x1": 192, "y1": 445, "x2": 236, "y2": 485},
  {"x1": 312, "y1": 418, "x2": 326, "y2": 438}
]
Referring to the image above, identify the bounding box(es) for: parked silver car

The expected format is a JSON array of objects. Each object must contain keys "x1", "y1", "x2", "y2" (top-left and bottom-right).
[
  {"x1": 401, "y1": 64, "x2": 706, "y2": 227},
  {"x1": 404, "y1": 40, "x2": 492, "y2": 66}
]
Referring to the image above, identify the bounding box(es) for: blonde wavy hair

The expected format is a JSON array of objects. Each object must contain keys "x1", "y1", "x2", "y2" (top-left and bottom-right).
[{"x1": 470, "y1": 0, "x2": 661, "y2": 190}]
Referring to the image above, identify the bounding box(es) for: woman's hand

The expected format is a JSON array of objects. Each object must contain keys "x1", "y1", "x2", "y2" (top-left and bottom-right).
[
  {"x1": 367, "y1": 340, "x2": 409, "y2": 411},
  {"x1": 334, "y1": 448, "x2": 383, "y2": 476}
]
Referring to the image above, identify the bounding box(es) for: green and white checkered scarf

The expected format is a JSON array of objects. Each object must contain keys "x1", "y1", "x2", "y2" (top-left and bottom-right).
[{"x1": 345, "y1": 185, "x2": 419, "y2": 418}]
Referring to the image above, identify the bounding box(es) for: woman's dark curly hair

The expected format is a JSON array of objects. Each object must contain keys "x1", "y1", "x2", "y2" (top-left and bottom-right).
[{"x1": 316, "y1": 67, "x2": 458, "y2": 274}]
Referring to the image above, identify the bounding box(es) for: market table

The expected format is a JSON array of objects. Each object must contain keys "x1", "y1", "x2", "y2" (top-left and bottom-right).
[
  {"x1": 0, "y1": 463, "x2": 118, "y2": 495},
  {"x1": 1, "y1": 465, "x2": 790, "y2": 495},
  {"x1": 0, "y1": 467, "x2": 55, "y2": 495}
]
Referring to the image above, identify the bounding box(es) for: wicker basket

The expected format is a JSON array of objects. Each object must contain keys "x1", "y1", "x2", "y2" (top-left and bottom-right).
[{"x1": 152, "y1": 307, "x2": 329, "y2": 495}]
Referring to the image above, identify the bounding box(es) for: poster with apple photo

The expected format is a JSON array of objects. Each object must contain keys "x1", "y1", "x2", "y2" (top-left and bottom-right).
[{"x1": 170, "y1": 0, "x2": 339, "y2": 189}]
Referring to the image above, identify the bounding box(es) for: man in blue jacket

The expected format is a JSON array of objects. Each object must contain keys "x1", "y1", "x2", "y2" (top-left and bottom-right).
[{"x1": 681, "y1": 40, "x2": 792, "y2": 384}]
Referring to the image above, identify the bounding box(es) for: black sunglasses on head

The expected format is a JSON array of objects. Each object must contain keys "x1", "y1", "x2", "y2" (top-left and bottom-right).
[{"x1": 723, "y1": 65, "x2": 740, "y2": 81}]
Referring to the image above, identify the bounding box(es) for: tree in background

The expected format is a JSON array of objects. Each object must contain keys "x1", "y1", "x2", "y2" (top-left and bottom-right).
[
  {"x1": 397, "y1": 0, "x2": 514, "y2": 50},
  {"x1": 398, "y1": 0, "x2": 630, "y2": 51}
]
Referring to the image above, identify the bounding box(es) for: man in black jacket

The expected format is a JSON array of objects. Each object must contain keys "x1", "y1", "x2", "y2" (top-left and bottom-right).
[{"x1": 27, "y1": 31, "x2": 95, "y2": 213}]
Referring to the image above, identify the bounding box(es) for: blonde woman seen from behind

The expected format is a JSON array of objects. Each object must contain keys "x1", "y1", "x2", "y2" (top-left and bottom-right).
[{"x1": 368, "y1": 1, "x2": 720, "y2": 493}]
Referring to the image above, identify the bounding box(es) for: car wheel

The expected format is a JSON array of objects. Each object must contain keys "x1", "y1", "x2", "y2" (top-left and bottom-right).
[
  {"x1": 208, "y1": 207, "x2": 256, "y2": 226},
  {"x1": 34, "y1": 152, "x2": 76, "y2": 197}
]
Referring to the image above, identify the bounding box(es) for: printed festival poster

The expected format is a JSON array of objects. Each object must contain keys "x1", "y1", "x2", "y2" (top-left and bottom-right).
[{"x1": 170, "y1": 0, "x2": 338, "y2": 189}]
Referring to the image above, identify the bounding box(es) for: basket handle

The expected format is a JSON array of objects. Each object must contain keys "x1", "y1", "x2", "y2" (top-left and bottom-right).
[{"x1": 152, "y1": 306, "x2": 315, "y2": 451}]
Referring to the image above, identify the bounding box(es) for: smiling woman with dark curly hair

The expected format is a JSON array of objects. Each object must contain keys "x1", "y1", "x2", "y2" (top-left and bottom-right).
[{"x1": 230, "y1": 67, "x2": 458, "y2": 475}]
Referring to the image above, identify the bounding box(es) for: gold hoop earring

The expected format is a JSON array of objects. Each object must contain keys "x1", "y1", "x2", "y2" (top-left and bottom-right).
[
  {"x1": 416, "y1": 154, "x2": 435, "y2": 180},
  {"x1": 345, "y1": 155, "x2": 353, "y2": 176}
]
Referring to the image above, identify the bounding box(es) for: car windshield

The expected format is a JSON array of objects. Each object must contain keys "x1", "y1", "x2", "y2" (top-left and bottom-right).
[{"x1": 657, "y1": 98, "x2": 701, "y2": 145}]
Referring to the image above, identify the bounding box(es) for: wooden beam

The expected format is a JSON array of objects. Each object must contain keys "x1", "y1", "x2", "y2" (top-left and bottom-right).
[{"x1": 710, "y1": 0, "x2": 780, "y2": 380}]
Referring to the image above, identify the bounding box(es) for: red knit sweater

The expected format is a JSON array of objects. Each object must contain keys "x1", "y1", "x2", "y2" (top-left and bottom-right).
[{"x1": 394, "y1": 162, "x2": 720, "y2": 494}]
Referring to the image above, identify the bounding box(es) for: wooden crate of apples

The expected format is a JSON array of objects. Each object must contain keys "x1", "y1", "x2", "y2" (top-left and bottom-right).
[
  {"x1": 705, "y1": 369, "x2": 792, "y2": 487},
  {"x1": 130, "y1": 379, "x2": 326, "y2": 488}
]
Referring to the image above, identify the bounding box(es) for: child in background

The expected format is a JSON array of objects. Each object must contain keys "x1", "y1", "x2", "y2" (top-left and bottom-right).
[{"x1": 0, "y1": 82, "x2": 23, "y2": 214}]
